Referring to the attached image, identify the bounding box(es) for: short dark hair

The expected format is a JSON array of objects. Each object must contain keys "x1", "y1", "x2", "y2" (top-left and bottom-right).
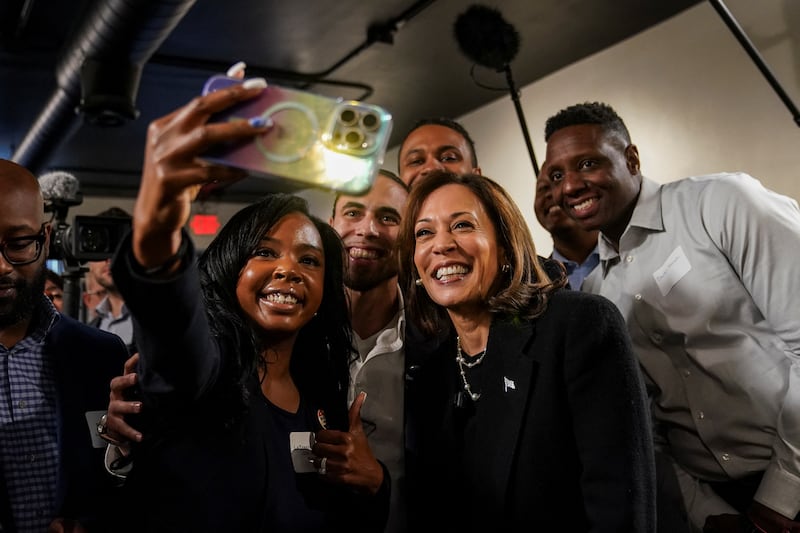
[
  {"x1": 544, "y1": 102, "x2": 631, "y2": 145},
  {"x1": 45, "y1": 268, "x2": 64, "y2": 290},
  {"x1": 331, "y1": 169, "x2": 410, "y2": 217},
  {"x1": 398, "y1": 117, "x2": 479, "y2": 168},
  {"x1": 374, "y1": 169, "x2": 408, "y2": 192}
]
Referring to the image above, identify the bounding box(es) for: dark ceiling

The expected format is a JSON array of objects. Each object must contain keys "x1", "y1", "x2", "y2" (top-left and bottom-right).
[{"x1": 0, "y1": 0, "x2": 702, "y2": 202}]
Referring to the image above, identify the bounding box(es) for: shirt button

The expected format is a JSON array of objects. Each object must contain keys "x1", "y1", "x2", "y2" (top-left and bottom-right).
[
  {"x1": 651, "y1": 333, "x2": 663, "y2": 344},
  {"x1": 721, "y1": 453, "x2": 730, "y2": 461},
  {"x1": 634, "y1": 294, "x2": 643, "y2": 301},
  {"x1": 682, "y1": 370, "x2": 691, "y2": 377},
  {"x1": 18, "y1": 400, "x2": 26, "y2": 409},
  {"x1": 626, "y1": 255, "x2": 634, "y2": 263},
  {"x1": 698, "y1": 411, "x2": 705, "y2": 420},
  {"x1": 28, "y1": 454, "x2": 36, "y2": 462}
]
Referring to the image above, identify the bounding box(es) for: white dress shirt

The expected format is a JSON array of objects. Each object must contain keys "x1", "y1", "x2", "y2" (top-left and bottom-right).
[{"x1": 583, "y1": 173, "x2": 800, "y2": 528}]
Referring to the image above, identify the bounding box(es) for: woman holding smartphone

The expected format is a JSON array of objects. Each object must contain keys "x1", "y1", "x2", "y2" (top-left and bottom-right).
[{"x1": 108, "y1": 76, "x2": 388, "y2": 532}]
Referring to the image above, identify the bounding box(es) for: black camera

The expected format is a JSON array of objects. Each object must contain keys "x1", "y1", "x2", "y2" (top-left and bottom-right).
[{"x1": 49, "y1": 215, "x2": 131, "y2": 263}]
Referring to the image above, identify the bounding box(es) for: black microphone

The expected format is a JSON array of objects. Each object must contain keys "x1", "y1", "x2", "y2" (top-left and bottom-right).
[
  {"x1": 453, "y1": 4, "x2": 520, "y2": 72},
  {"x1": 453, "y1": 4, "x2": 540, "y2": 176}
]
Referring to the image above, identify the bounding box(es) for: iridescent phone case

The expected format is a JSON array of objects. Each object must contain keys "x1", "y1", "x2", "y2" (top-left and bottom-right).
[{"x1": 201, "y1": 75, "x2": 392, "y2": 195}]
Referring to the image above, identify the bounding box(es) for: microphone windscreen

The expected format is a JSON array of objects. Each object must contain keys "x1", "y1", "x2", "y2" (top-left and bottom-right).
[
  {"x1": 453, "y1": 4, "x2": 520, "y2": 71},
  {"x1": 38, "y1": 171, "x2": 83, "y2": 205}
]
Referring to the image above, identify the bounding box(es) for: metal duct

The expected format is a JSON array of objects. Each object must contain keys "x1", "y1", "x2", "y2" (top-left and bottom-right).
[{"x1": 12, "y1": 0, "x2": 197, "y2": 173}]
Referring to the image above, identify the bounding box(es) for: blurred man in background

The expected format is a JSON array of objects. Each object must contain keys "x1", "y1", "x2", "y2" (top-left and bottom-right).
[{"x1": 86, "y1": 207, "x2": 135, "y2": 354}]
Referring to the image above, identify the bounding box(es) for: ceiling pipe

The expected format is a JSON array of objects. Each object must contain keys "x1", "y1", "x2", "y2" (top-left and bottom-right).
[{"x1": 12, "y1": 0, "x2": 198, "y2": 173}]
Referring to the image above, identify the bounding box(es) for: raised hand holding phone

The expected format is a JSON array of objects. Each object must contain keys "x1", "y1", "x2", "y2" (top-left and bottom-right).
[{"x1": 200, "y1": 75, "x2": 392, "y2": 195}]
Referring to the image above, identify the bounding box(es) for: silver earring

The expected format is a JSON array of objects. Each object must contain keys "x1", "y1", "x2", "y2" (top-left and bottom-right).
[
  {"x1": 501, "y1": 264, "x2": 510, "y2": 273},
  {"x1": 415, "y1": 278, "x2": 422, "y2": 286}
]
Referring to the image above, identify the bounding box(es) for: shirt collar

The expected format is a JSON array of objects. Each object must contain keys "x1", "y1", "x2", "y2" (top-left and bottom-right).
[
  {"x1": 551, "y1": 247, "x2": 573, "y2": 268},
  {"x1": 597, "y1": 176, "x2": 664, "y2": 274},
  {"x1": 30, "y1": 294, "x2": 59, "y2": 342},
  {"x1": 551, "y1": 246, "x2": 599, "y2": 269},
  {"x1": 94, "y1": 295, "x2": 129, "y2": 320}
]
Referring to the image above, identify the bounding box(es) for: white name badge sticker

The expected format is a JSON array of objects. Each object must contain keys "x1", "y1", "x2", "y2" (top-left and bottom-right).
[{"x1": 652, "y1": 246, "x2": 691, "y2": 297}]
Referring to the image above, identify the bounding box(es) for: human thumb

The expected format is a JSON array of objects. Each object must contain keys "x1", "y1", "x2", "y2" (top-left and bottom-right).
[{"x1": 348, "y1": 391, "x2": 367, "y2": 433}]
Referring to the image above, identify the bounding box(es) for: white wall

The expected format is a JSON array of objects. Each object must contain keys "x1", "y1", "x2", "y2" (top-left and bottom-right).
[
  {"x1": 384, "y1": 0, "x2": 800, "y2": 256},
  {"x1": 77, "y1": 0, "x2": 800, "y2": 254}
]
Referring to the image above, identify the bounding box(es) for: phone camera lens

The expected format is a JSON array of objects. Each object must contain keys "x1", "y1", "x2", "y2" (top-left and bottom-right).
[
  {"x1": 343, "y1": 128, "x2": 364, "y2": 149},
  {"x1": 361, "y1": 113, "x2": 379, "y2": 131},
  {"x1": 340, "y1": 109, "x2": 358, "y2": 126}
]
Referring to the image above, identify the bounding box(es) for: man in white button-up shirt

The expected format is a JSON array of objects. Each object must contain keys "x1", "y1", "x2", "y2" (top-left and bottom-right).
[
  {"x1": 329, "y1": 169, "x2": 410, "y2": 533},
  {"x1": 540, "y1": 102, "x2": 800, "y2": 533}
]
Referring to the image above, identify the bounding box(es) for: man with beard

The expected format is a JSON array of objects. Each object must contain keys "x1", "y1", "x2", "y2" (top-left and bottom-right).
[
  {"x1": 0, "y1": 159, "x2": 128, "y2": 532},
  {"x1": 397, "y1": 117, "x2": 481, "y2": 188},
  {"x1": 328, "y1": 169, "x2": 410, "y2": 533}
]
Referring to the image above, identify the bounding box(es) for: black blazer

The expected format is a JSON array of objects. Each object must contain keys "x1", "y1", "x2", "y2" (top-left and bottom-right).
[
  {"x1": 0, "y1": 313, "x2": 129, "y2": 532},
  {"x1": 406, "y1": 289, "x2": 656, "y2": 532}
]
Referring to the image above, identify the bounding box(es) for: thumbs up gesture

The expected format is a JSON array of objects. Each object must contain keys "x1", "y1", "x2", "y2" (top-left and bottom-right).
[{"x1": 312, "y1": 392, "x2": 385, "y2": 495}]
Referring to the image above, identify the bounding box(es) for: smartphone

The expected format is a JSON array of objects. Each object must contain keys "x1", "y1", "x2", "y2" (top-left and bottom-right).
[{"x1": 201, "y1": 75, "x2": 393, "y2": 195}]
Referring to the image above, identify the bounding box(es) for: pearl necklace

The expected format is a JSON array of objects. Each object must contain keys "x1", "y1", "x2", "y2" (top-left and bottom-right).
[{"x1": 456, "y1": 336, "x2": 486, "y2": 401}]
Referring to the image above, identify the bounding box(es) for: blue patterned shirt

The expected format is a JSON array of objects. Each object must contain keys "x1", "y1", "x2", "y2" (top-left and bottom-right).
[{"x1": 0, "y1": 296, "x2": 60, "y2": 532}]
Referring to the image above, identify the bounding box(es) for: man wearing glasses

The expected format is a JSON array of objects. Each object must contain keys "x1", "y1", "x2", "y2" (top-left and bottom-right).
[{"x1": 0, "y1": 159, "x2": 129, "y2": 532}]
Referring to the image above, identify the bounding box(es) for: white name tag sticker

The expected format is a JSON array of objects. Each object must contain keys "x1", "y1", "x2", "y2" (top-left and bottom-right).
[{"x1": 652, "y1": 246, "x2": 691, "y2": 296}]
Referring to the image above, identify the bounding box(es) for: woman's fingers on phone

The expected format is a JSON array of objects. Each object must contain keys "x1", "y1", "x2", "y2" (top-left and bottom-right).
[
  {"x1": 194, "y1": 77, "x2": 267, "y2": 117},
  {"x1": 226, "y1": 61, "x2": 247, "y2": 78},
  {"x1": 183, "y1": 88, "x2": 272, "y2": 160}
]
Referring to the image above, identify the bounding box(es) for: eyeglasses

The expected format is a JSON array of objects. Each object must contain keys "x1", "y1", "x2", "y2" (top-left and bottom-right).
[{"x1": 0, "y1": 225, "x2": 47, "y2": 266}]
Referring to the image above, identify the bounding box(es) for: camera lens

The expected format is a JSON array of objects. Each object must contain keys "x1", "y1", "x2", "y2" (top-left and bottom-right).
[
  {"x1": 343, "y1": 128, "x2": 365, "y2": 149},
  {"x1": 339, "y1": 109, "x2": 358, "y2": 126},
  {"x1": 79, "y1": 226, "x2": 111, "y2": 254},
  {"x1": 361, "y1": 113, "x2": 379, "y2": 131}
]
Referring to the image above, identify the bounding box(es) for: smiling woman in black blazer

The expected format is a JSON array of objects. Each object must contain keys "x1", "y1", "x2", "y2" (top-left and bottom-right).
[{"x1": 398, "y1": 170, "x2": 656, "y2": 532}]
